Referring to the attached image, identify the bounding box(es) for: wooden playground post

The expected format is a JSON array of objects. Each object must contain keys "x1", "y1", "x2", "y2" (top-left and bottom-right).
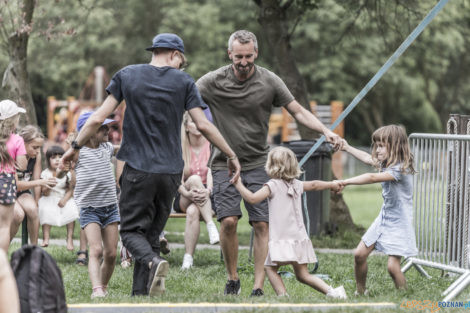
[
  {"x1": 47, "y1": 96, "x2": 56, "y2": 141},
  {"x1": 330, "y1": 101, "x2": 344, "y2": 179}
]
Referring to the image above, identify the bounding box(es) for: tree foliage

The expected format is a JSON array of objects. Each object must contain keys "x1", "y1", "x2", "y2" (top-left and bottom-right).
[{"x1": 0, "y1": 0, "x2": 468, "y2": 144}]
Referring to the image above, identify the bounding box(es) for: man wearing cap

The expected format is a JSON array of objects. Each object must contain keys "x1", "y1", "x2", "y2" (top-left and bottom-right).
[
  {"x1": 196, "y1": 30, "x2": 343, "y2": 296},
  {"x1": 61, "y1": 33, "x2": 240, "y2": 297}
]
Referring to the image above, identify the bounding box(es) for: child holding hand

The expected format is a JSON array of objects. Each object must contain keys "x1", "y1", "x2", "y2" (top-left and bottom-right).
[
  {"x1": 338, "y1": 125, "x2": 417, "y2": 295},
  {"x1": 38, "y1": 145, "x2": 78, "y2": 249},
  {"x1": 233, "y1": 146, "x2": 346, "y2": 299}
]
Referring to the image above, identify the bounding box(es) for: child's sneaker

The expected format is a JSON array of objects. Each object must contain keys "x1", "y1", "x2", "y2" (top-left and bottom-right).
[
  {"x1": 354, "y1": 289, "x2": 369, "y2": 296},
  {"x1": 121, "y1": 259, "x2": 132, "y2": 268},
  {"x1": 206, "y1": 221, "x2": 220, "y2": 245},
  {"x1": 91, "y1": 286, "x2": 107, "y2": 299},
  {"x1": 181, "y1": 253, "x2": 193, "y2": 270},
  {"x1": 326, "y1": 286, "x2": 347, "y2": 299}
]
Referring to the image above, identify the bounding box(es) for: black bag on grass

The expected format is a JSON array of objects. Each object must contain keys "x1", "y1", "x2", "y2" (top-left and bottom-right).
[{"x1": 10, "y1": 245, "x2": 67, "y2": 313}]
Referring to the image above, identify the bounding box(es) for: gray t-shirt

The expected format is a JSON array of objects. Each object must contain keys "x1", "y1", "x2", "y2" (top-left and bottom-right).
[{"x1": 197, "y1": 65, "x2": 294, "y2": 170}]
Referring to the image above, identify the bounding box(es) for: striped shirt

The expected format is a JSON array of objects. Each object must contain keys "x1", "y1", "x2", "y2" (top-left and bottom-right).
[{"x1": 74, "y1": 142, "x2": 117, "y2": 208}]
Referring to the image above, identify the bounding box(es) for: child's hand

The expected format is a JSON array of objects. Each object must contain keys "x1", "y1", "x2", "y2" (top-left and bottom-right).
[
  {"x1": 58, "y1": 198, "x2": 66, "y2": 208},
  {"x1": 330, "y1": 181, "x2": 343, "y2": 193},
  {"x1": 41, "y1": 178, "x2": 57, "y2": 189},
  {"x1": 340, "y1": 139, "x2": 349, "y2": 151},
  {"x1": 190, "y1": 189, "x2": 208, "y2": 206}
]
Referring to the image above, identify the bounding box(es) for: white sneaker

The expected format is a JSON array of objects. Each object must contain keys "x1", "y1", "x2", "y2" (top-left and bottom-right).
[
  {"x1": 207, "y1": 221, "x2": 220, "y2": 245},
  {"x1": 326, "y1": 285, "x2": 347, "y2": 299},
  {"x1": 181, "y1": 253, "x2": 193, "y2": 270}
]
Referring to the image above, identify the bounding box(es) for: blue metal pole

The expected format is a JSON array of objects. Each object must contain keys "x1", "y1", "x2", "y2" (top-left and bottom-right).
[{"x1": 299, "y1": 0, "x2": 450, "y2": 167}]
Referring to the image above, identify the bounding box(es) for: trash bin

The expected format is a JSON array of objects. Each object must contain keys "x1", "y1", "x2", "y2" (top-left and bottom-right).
[{"x1": 282, "y1": 140, "x2": 333, "y2": 236}]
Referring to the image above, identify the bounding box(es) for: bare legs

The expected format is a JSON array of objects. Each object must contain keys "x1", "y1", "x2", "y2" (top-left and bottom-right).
[
  {"x1": 266, "y1": 262, "x2": 330, "y2": 296},
  {"x1": 84, "y1": 222, "x2": 119, "y2": 296},
  {"x1": 179, "y1": 175, "x2": 218, "y2": 268},
  {"x1": 220, "y1": 216, "x2": 239, "y2": 281},
  {"x1": 0, "y1": 250, "x2": 19, "y2": 313},
  {"x1": 0, "y1": 204, "x2": 14, "y2": 253},
  {"x1": 354, "y1": 241, "x2": 375, "y2": 294},
  {"x1": 10, "y1": 194, "x2": 40, "y2": 245},
  {"x1": 66, "y1": 222, "x2": 75, "y2": 251},
  {"x1": 41, "y1": 225, "x2": 51, "y2": 247},
  {"x1": 388, "y1": 255, "x2": 406, "y2": 289},
  {"x1": 354, "y1": 241, "x2": 406, "y2": 293},
  {"x1": 252, "y1": 221, "x2": 268, "y2": 290}
]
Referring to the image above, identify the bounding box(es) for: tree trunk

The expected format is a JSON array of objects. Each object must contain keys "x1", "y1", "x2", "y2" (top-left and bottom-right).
[
  {"x1": 255, "y1": 0, "x2": 315, "y2": 139},
  {"x1": 255, "y1": 0, "x2": 356, "y2": 230},
  {"x1": 1, "y1": 0, "x2": 37, "y2": 126}
]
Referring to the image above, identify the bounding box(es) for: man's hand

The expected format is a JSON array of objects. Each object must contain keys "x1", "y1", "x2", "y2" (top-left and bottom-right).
[
  {"x1": 227, "y1": 157, "x2": 241, "y2": 184},
  {"x1": 60, "y1": 148, "x2": 77, "y2": 171},
  {"x1": 330, "y1": 181, "x2": 344, "y2": 194},
  {"x1": 323, "y1": 129, "x2": 343, "y2": 151}
]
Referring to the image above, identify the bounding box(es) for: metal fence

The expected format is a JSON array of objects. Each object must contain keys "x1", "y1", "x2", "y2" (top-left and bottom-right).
[{"x1": 402, "y1": 133, "x2": 470, "y2": 301}]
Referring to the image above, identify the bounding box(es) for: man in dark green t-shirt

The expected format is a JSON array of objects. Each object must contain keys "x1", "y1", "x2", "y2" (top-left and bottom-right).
[{"x1": 197, "y1": 30, "x2": 342, "y2": 296}]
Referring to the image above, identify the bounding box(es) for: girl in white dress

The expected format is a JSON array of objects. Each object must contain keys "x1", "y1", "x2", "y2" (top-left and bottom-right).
[
  {"x1": 38, "y1": 145, "x2": 78, "y2": 250},
  {"x1": 234, "y1": 146, "x2": 346, "y2": 298}
]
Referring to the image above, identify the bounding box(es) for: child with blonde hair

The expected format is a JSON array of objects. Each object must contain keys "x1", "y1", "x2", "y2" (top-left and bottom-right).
[
  {"x1": 10, "y1": 125, "x2": 56, "y2": 245},
  {"x1": 38, "y1": 145, "x2": 78, "y2": 249},
  {"x1": 176, "y1": 112, "x2": 219, "y2": 269},
  {"x1": 234, "y1": 146, "x2": 346, "y2": 298},
  {"x1": 338, "y1": 125, "x2": 417, "y2": 295}
]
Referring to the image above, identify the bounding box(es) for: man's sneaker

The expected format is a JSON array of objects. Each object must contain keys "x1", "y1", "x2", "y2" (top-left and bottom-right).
[
  {"x1": 224, "y1": 279, "x2": 241, "y2": 295},
  {"x1": 250, "y1": 288, "x2": 264, "y2": 297},
  {"x1": 147, "y1": 256, "x2": 169, "y2": 296},
  {"x1": 206, "y1": 221, "x2": 220, "y2": 245},
  {"x1": 181, "y1": 253, "x2": 193, "y2": 270},
  {"x1": 326, "y1": 285, "x2": 347, "y2": 299}
]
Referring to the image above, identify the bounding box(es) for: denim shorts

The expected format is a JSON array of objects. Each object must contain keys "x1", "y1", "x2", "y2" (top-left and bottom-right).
[{"x1": 79, "y1": 203, "x2": 120, "y2": 229}]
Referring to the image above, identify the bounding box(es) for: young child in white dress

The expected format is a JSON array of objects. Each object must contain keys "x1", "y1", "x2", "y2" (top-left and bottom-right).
[
  {"x1": 234, "y1": 146, "x2": 346, "y2": 299},
  {"x1": 38, "y1": 145, "x2": 78, "y2": 250}
]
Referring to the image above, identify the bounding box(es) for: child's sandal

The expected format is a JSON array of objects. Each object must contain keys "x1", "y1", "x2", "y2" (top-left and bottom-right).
[{"x1": 76, "y1": 250, "x2": 88, "y2": 266}]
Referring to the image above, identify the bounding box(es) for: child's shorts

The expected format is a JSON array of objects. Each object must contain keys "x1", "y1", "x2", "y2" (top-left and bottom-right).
[
  {"x1": 79, "y1": 203, "x2": 120, "y2": 229},
  {"x1": 0, "y1": 173, "x2": 17, "y2": 205}
]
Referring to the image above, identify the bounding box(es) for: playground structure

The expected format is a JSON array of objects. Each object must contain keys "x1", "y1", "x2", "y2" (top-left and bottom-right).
[{"x1": 46, "y1": 67, "x2": 124, "y2": 148}]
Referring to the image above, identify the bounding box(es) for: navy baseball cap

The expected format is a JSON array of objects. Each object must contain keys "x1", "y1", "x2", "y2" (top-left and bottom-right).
[
  {"x1": 76, "y1": 111, "x2": 115, "y2": 132},
  {"x1": 145, "y1": 33, "x2": 185, "y2": 53}
]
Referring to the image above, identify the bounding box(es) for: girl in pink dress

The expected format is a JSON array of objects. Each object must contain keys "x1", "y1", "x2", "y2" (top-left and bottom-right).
[{"x1": 234, "y1": 146, "x2": 346, "y2": 299}]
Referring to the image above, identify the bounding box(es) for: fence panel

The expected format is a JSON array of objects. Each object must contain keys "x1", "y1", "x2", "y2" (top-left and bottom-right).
[{"x1": 402, "y1": 133, "x2": 470, "y2": 301}]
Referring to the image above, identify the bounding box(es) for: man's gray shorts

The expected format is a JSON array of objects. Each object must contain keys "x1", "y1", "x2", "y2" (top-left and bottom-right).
[{"x1": 212, "y1": 166, "x2": 269, "y2": 223}]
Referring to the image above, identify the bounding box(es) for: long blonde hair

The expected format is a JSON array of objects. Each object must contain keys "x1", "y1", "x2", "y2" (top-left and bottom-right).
[
  {"x1": 181, "y1": 112, "x2": 192, "y2": 179},
  {"x1": 371, "y1": 124, "x2": 416, "y2": 174},
  {"x1": 265, "y1": 146, "x2": 302, "y2": 181},
  {"x1": 18, "y1": 125, "x2": 44, "y2": 143},
  {"x1": 0, "y1": 114, "x2": 20, "y2": 170}
]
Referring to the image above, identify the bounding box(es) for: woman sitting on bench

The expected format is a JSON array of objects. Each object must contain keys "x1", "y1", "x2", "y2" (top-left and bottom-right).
[{"x1": 174, "y1": 112, "x2": 219, "y2": 270}]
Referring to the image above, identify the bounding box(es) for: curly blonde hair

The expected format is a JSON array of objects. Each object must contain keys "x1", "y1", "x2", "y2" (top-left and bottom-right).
[
  {"x1": 265, "y1": 146, "x2": 302, "y2": 181},
  {"x1": 371, "y1": 124, "x2": 416, "y2": 174}
]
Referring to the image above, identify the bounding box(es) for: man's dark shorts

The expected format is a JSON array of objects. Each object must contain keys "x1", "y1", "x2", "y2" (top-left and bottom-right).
[{"x1": 212, "y1": 166, "x2": 269, "y2": 223}]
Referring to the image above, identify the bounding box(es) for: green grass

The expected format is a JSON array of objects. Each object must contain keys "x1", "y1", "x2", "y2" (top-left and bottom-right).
[{"x1": 8, "y1": 242, "x2": 470, "y2": 311}]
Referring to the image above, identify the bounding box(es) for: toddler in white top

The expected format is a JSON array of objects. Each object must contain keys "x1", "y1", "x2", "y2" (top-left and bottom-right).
[
  {"x1": 234, "y1": 146, "x2": 346, "y2": 299},
  {"x1": 38, "y1": 145, "x2": 78, "y2": 250}
]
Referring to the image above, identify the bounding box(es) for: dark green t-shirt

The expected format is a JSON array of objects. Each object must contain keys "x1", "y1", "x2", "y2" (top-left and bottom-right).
[{"x1": 196, "y1": 65, "x2": 294, "y2": 170}]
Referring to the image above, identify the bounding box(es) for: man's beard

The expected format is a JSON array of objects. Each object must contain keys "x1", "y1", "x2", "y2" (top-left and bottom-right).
[{"x1": 234, "y1": 62, "x2": 254, "y2": 77}]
